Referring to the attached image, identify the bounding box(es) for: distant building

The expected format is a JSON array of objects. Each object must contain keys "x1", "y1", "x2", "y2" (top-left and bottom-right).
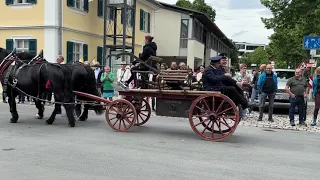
[
  {"x1": 235, "y1": 42, "x2": 267, "y2": 59},
  {"x1": 154, "y1": 2, "x2": 235, "y2": 70}
]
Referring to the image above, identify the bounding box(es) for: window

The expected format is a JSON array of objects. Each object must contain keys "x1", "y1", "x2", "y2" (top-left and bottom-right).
[
  {"x1": 73, "y1": 43, "x2": 82, "y2": 62},
  {"x1": 140, "y1": 9, "x2": 150, "y2": 32},
  {"x1": 14, "y1": 0, "x2": 27, "y2": 4},
  {"x1": 67, "y1": 0, "x2": 88, "y2": 12},
  {"x1": 246, "y1": 45, "x2": 259, "y2": 50},
  {"x1": 121, "y1": 9, "x2": 133, "y2": 27},
  {"x1": 74, "y1": 0, "x2": 83, "y2": 10},
  {"x1": 15, "y1": 39, "x2": 29, "y2": 53},
  {"x1": 180, "y1": 19, "x2": 189, "y2": 38},
  {"x1": 236, "y1": 44, "x2": 245, "y2": 50},
  {"x1": 193, "y1": 21, "x2": 203, "y2": 42}
]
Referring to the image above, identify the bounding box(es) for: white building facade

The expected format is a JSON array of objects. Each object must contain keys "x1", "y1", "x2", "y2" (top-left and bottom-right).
[
  {"x1": 235, "y1": 42, "x2": 267, "y2": 59},
  {"x1": 154, "y1": 2, "x2": 235, "y2": 70}
]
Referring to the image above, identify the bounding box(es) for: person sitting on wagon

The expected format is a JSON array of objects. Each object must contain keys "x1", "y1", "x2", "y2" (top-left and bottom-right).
[
  {"x1": 123, "y1": 35, "x2": 157, "y2": 88},
  {"x1": 202, "y1": 56, "x2": 251, "y2": 109}
]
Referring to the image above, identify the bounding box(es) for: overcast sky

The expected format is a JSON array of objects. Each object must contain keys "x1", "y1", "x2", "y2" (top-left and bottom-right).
[{"x1": 158, "y1": 0, "x2": 274, "y2": 45}]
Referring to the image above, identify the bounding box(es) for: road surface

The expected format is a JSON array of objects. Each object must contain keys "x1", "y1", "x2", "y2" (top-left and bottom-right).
[{"x1": 0, "y1": 103, "x2": 320, "y2": 180}]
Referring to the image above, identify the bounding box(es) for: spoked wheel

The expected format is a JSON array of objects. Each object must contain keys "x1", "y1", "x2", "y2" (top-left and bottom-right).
[
  {"x1": 133, "y1": 98, "x2": 151, "y2": 126},
  {"x1": 105, "y1": 99, "x2": 137, "y2": 132},
  {"x1": 189, "y1": 94, "x2": 240, "y2": 141}
]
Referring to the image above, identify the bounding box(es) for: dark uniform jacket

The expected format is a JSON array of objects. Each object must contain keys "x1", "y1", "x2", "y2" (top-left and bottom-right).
[
  {"x1": 202, "y1": 65, "x2": 237, "y2": 91},
  {"x1": 139, "y1": 42, "x2": 157, "y2": 68}
]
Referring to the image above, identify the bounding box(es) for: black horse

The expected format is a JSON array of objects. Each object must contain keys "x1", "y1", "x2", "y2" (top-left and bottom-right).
[
  {"x1": 0, "y1": 48, "x2": 104, "y2": 122},
  {"x1": 27, "y1": 51, "x2": 104, "y2": 121},
  {"x1": 0, "y1": 48, "x2": 77, "y2": 126}
]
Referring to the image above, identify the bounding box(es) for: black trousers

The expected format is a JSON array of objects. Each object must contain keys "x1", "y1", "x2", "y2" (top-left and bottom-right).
[
  {"x1": 222, "y1": 86, "x2": 248, "y2": 108},
  {"x1": 127, "y1": 65, "x2": 149, "y2": 88}
]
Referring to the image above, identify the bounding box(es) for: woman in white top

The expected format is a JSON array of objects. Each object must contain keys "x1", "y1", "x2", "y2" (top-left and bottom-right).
[{"x1": 196, "y1": 65, "x2": 205, "y2": 82}]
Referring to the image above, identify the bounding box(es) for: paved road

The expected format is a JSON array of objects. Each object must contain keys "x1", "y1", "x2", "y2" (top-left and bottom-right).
[{"x1": 0, "y1": 103, "x2": 320, "y2": 180}]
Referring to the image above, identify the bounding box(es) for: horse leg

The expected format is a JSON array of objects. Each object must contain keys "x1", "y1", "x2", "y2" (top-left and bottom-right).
[
  {"x1": 45, "y1": 94, "x2": 63, "y2": 125},
  {"x1": 35, "y1": 99, "x2": 45, "y2": 119},
  {"x1": 79, "y1": 104, "x2": 89, "y2": 121},
  {"x1": 75, "y1": 102, "x2": 82, "y2": 117},
  {"x1": 8, "y1": 94, "x2": 19, "y2": 123},
  {"x1": 63, "y1": 103, "x2": 76, "y2": 127}
]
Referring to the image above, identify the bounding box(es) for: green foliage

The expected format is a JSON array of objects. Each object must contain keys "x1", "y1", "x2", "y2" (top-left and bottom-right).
[
  {"x1": 240, "y1": 47, "x2": 269, "y2": 68},
  {"x1": 176, "y1": 0, "x2": 216, "y2": 21},
  {"x1": 260, "y1": 0, "x2": 320, "y2": 69}
]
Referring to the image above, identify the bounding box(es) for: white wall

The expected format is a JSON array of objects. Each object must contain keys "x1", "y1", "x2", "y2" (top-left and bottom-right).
[
  {"x1": 187, "y1": 40, "x2": 205, "y2": 69},
  {"x1": 204, "y1": 48, "x2": 217, "y2": 66},
  {"x1": 154, "y1": 8, "x2": 180, "y2": 56}
]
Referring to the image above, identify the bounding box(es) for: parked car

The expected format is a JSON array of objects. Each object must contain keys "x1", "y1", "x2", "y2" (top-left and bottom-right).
[{"x1": 253, "y1": 69, "x2": 295, "y2": 110}]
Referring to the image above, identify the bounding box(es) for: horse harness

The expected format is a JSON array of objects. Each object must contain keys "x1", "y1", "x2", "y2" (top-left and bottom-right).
[{"x1": 0, "y1": 54, "x2": 48, "y2": 99}]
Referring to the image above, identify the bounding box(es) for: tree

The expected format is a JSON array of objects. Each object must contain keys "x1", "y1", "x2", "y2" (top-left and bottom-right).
[
  {"x1": 176, "y1": 0, "x2": 216, "y2": 21},
  {"x1": 260, "y1": 0, "x2": 320, "y2": 69}
]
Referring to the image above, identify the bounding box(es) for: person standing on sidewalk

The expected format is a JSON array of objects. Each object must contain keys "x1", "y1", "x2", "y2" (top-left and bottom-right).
[
  {"x1": 257, "y1": 64, "x2": 278, "y2": 122},
  {"x1": 101, "y1": 66, "x2": 115, "y2": 101},
  {"x1": 285, "y1": 69, "x2": 308, "y2": 126},
  {"x1": 251, "y1": 64, "x2": 266, "y2": 103},
  {"x1": 311, "y1": 67, "x2": 320, "y2": 126}
]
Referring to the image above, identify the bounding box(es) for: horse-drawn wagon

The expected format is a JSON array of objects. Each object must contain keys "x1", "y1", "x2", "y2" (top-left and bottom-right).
[
  {"x1": 76, "y1": 52, "x2": 241, "y2": 142},
  {"x1": 0, "y1": 49, "x2": 240, "y2": 142}
]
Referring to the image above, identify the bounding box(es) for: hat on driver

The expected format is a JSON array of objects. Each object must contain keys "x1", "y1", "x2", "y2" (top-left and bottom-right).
[{"x1": 209, "y1": 56, "x2": 223, "y2": 62}]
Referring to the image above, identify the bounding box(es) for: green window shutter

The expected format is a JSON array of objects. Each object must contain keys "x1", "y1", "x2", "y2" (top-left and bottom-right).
[
  {"x1": 28, "y1": 39, "x2": 37, "y2": 55},
  {"x1": 66, "y1": 41, "x2": 73, "y2": 63},
  {"x1": 5, "y1": 0, "x2": 13, "y2": 5},
  {"x1": 140, "y1": 9, "x2": 144, "y2": 30},
  {"x1": 97, "y1": 46, "x2": 103, "y2": 65},
  {"x1": 121, "y1": 8, "x2": 124, "y2": 24},
  {"x1": 147, "y1": 13, "x2": 150, "y2": 33},
  {"x1": 27, "y1": 0, "x2": 37, "y2": 4},
  {"x1": 6, "y1": 39, "x2": 13, "y2": 52},
  {"x1": 84, "y1": 0, "x2": 89, "y2": 12},
  {"x1": 67, "y1": 0, "x2": 74, "y2": 7},
  {"x1": 97, "y1": 0, "x2": 103, "y2": 17},
  {"x1": 83, "y1": 44, "x2": 88, "y2": 61},
  {"x1": 130, "y1": 10, "x2": 134, "y2": 27}
]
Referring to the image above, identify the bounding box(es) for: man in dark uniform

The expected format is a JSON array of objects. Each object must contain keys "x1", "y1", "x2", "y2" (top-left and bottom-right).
[{"x1": 202, "y1": 56, "x2": 250, "y2": 109}]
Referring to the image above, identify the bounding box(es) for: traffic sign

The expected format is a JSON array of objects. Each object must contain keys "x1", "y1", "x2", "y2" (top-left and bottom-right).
[
  {"x1": 303, "y1": 36, "x2": 320, "y2": 49},
  {"x1": 298, "y1": 60, "x2": 309, "y2": 70},
  {"x1": 310, "y1": 49, "x2": 317, "y2": 56}
]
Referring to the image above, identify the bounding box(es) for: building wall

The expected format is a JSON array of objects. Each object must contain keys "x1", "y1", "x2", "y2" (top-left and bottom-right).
[
  {"x1": 0, "y1": 29, "x2": 44, "y2": 57},
  {"x1": 187, "y1": 40, "x2": 205, "y2": 69},
  {"x1": 154, "y1": 8, "x2": 180, "y2": 56},
  {"x1": 0, "y1": 1, "x2": 44, "y2": 26}
]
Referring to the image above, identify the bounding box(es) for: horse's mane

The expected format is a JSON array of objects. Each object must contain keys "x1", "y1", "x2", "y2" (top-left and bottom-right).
[{"x1": 17, "y1": 52, "x2": 35, "y2": 60}]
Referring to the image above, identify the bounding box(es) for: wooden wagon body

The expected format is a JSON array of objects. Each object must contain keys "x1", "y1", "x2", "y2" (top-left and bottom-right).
[{"x1": 75, "y1": 53, "x2": 241, "y2": 142}]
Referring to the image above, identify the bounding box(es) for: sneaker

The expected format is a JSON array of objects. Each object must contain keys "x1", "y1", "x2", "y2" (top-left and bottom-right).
[
  {"x1": 290, "y1": 121, "x2": 295, "y2": 126},
  {"x1": 258, "y1": 118, "x2": 262, "y2": 121},
  {"x1": 268, "y1": 119, "x2": 274, "y2": 122},
  {"x1": 298, "y1": 121, "x2": 307, "y2": 126},
  {"x1": 311, "y1": 120, "x2": 317, "y2": 126}
]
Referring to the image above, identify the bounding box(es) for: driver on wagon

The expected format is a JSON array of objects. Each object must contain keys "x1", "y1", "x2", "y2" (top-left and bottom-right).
[{"x1": 202, "y1": 56, "x2": 251, "y2": 109}]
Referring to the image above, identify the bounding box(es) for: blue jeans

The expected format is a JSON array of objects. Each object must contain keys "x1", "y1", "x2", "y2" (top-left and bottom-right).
[{"x1": 289, "y1": 96, "x2": 305, "y2": 122}]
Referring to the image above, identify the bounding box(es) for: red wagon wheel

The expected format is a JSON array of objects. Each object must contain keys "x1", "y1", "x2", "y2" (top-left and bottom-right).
[
  {"x1": 189, "y1": 93, "x2": 240, "y2": 141},
  {"x1": 134, "y1": 98, "x2": 151, "y2": 126},
  {"x1": 105, "y1": 99, "x2": 137, "y2": 132}
]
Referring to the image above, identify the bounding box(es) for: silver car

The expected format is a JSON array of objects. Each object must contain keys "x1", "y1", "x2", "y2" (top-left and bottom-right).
[{"x1": 253, "y1": 69, "x2": 295, "y2": 110}]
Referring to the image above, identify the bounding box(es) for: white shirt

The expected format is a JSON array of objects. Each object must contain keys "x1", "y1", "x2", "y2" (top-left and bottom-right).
[{"x1": 117, "y1": 68, "x2": 131, "y2": 82}]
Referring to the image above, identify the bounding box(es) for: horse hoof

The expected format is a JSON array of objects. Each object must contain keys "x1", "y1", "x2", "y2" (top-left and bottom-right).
[
  {"x1": 45, "y1": 120, "x2": 53, "y2": 125},
  {"x1": 68, "y1": 123, "x2": 75, "y2": 127},
  {"x1": 78, "y1": 117, "x2": 87, "y2": 121},
  {"x1": 10, "y1": 119, "x2": 18, "y2": 123},
  {"x1": 36, "y1": 114, "x2": 43, "y2": 119}
]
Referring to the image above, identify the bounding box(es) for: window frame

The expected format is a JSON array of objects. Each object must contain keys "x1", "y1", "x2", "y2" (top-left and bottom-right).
[
  {"x1": 140, "y1": 9, "x2": 149, "y2": 32},
  {"x1": 72, "y1": 42, "x2": 83, "y2": 62}
]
